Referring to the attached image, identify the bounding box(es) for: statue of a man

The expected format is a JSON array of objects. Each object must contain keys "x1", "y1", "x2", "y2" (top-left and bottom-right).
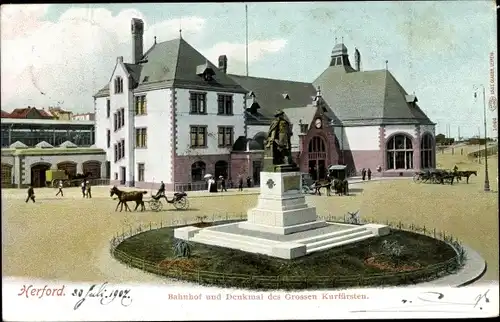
[{"x1": 265, "y1": 110, "x2": 293, "y2": 165}]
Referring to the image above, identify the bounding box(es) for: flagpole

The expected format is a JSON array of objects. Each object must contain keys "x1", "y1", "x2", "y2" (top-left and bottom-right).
[{"x1": 245, "y1": 4, "x2": 249, "y2": 77}]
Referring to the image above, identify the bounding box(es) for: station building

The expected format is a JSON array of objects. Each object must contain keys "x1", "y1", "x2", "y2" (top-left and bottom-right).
[{"x1": 93, "y1": 18, "x2": 436, "y2": 191}]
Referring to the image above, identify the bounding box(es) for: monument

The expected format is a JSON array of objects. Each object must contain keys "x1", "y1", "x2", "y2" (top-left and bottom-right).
[{"x1": 174, "y1": 110, "x2": 389, "y2": 259}]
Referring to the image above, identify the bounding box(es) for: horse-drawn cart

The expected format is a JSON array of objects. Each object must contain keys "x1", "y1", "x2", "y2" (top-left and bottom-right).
[{"x1": 146, "y1": 192, "x2": 190, "y2": 211}]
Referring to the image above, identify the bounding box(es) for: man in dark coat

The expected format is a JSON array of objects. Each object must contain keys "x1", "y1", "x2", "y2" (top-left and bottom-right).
[
  {"x1": 26, "y1": 185, "x2": 35, "y2": 203},
  {"x1": 221, "y1": 176, "x2": 227, "y2": 192},
  {"x1": 367, "y1": 168, "x2": 372, "y2": 180},
  {"x1": 361, "y1": 168, "x2": 366, "y2": 181}
]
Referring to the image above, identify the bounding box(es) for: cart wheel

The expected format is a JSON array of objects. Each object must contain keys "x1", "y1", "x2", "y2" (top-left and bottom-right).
[
  {"x1": 150, "y1": 200, "x2": 161, "y2": 212},
  {"x1": 174, "y1": 197, "x2": 188, "y2": 210},
  {"x1": 413, "y1": 174, "x2": 421, "y2": 183}
]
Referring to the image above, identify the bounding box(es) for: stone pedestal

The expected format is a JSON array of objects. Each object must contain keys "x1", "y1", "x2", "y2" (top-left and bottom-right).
[{"x1": 238, "y1": 171, "x2": 328, "y2": 235}]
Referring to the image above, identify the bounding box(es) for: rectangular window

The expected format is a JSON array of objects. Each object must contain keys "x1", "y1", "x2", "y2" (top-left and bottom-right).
[
  {"x1": 137, "y1": 163, "x2": 145, "y2": 182},
  {"x1": 217, "y1": 94, "x2": 233, "y2": 115},
  {"x1": 120, "y1": 139, "x2": 125, "y2": 159},
  {"x1": 114, "y1": 77, "x2": 123, "y2": 94},
  {"x1": 113, "y1": 113, "x2": 117, "y2": 131},
  {"x1": 106, "y1": 130, "x2": 111, "y2": 148},
  {"x1": 300, "y1": 124, "x2": 308, "y2": 133},
  {"x1": 189, "y1": 92, "x2": 207, "y2": 114},
  {"x1": 117, "y1": 110, "x2": 121, "y2": 129},
  {"x1": 190, "y1": 126, "x2": 207, "y2": 148},
  {"x1": 120, "y1": 108, "x2": 125, "y2": 127},
  {"x1": 135, "y1": 95, "x2": 147, "y2": 115},
  {"x1": 106, "y1": 100, "x2": 110, "y2": 118},
  {"x1": 135, "y1": 128, "x2": 147, "y2": 148},
  {"x1": 218, "y1": 126, "x2": 233, "y2": 147},
  {"x1": 114, "y1": 144, "x2": 118, "y2": 162}
]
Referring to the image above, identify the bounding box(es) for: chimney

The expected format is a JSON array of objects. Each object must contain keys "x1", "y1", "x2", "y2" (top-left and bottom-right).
[
  {"x1": 131, "y1": 18, "x2": 144, "y2": 64},
  {"x1": 218, "y1": 55, "x2": 228, "y2": 74},
  {"x1": 354, "y1": 47, "x2": 361, "y2": 71},
  {"x1": 117, "y1": 56, "x2": 123, "y2": 63}
]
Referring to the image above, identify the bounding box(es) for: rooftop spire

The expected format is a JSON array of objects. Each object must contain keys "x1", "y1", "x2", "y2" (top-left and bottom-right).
[
  {"x1": 179, "y1": 17, "x2": 183, "y2": 39},
  {"x1": 154, "y1": 36, "x2": 157, "y2": 44}
]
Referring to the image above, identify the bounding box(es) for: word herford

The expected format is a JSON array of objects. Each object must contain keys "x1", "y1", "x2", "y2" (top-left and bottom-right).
[{"x1": 18, "y1": 285, "x2": 65, "y2": 299}]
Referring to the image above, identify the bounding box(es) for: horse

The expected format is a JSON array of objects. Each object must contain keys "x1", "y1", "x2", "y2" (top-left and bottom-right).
[
  {"x1": 110, "y1": 186, "x2": 148, "y2": 212},
  {"x1": 458, "y1": 170, "x2": 477, "y2": 184},
  {"x1": 333, "y1": 179, "x2": 349, "y2": 196}
]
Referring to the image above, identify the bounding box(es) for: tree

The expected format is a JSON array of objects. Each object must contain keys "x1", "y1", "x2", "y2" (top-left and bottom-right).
[{"x1": 435, "y1": 133, "x2": 446, "y2": 145}]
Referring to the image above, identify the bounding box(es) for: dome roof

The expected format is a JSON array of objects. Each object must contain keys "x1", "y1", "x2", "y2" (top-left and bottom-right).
[
  {"x1": 232, "y1": 136, "x2": 264, "y2": 152},
  {"x1": 247, "y1": 139, "x2": 264, "y2": 151},
  {"x1": 331, "y1": 43, "x2": 348, "y2": 56}
]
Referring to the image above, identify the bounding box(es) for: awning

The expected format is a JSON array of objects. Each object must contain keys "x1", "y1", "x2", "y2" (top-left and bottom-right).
[{"x1": 328, "y1": 165, "x2": 347, "y2": 170}]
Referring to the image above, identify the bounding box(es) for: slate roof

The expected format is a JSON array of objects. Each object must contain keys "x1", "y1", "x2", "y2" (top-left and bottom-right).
[
  {"x1": 95, "y1": 38, "x2": 246, "y2": 97},
  {"x1": 313, "y1": 66, "x2": 434, "y2": 126}
]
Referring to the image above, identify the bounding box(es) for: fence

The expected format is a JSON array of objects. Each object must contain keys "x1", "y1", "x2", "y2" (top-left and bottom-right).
[
  {"x1": 174, "y1": 182, "x2": 208, "y2": 192},
  {"x1": 109, "y1": 213, "x2": 466, "y2": 289},
  {"x1": 468, "y1": 145, "x2": 498, "y2": 160}
]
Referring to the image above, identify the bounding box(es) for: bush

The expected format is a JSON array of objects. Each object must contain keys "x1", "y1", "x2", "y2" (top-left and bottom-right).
[{"x1": 172, "y1": 239, "x2": 192, "y2": 258}]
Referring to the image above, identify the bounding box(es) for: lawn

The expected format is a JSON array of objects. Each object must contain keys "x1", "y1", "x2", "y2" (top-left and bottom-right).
[{"x1": 114, "y1": 221, "x2": 457, "y2": 289}]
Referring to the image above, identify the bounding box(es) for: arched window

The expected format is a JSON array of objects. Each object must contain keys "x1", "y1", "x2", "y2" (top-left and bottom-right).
[
  {"x1": 386, "y1": 134, "x2": 414, "y2": 170},
  {"x1": 308, "y1": 136, "x2": 326, "y2": 152},
  {"x1": 191, "y1": 161, "x2": 206, "y2": 181},
  {"x1": 420, "y1": 133, "x2": 434, "y2": 169}
]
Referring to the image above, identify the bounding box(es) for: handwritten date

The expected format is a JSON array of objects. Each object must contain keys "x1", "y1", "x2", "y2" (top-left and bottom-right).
[{"x1": 71, "y1": 282, "x2": 132, "y2": 310}]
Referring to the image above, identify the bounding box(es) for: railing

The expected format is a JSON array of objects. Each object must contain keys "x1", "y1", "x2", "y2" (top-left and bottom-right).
[
  {"x1": 109, "y1": 213, "x2": 467, "y2": 289},
  {"x1": 174, "y1": 181, "x2": 208, "y2": 192}
]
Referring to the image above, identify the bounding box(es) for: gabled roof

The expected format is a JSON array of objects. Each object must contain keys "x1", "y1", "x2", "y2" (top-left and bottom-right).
[
  {"x1": 313, "y1": 67, "x2": 434, "y2": 126},
  {"x1": 8, "y1": 107, "x2": 53, "y2": 119},
  {"x1": 95, "y1": 38, "x2": 247, "y2": 97},
  {"x1": 35, "y1": 141, "x2": 53, "y2": 148},
  {"x1": 1, "y1": 110, "x2": 10, "y2": 118},
  {"x1": 9, "y1": 141, "x2": 28, "y2": 149},
  {"x1": 59, "y1": 141, "x2": 77, "y2": 148},
  {"x1": 229, "y1": 75, "x2": 317, "y2": 119}
]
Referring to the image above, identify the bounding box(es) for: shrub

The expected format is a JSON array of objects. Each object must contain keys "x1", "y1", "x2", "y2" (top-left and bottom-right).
[
  {"x1": 172, "y1": 239, "x2": 192, "y2": 258},
  {"x1": 381, "y1": 240, "x2": 405, "y2": 265}
]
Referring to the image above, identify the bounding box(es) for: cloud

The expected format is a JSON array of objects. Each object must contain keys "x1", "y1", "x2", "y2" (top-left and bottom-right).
[
  {"x1": 1, "y1": 5, "x2": 285, "y2": 112},
  {"x1": 202, "y1": 39, "x2": 287, "y2": 75}
]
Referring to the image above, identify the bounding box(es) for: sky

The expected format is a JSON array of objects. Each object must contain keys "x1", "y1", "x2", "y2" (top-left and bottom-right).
[{"x1": 0, "y1": 2, "x2": 497, "y2": 138}]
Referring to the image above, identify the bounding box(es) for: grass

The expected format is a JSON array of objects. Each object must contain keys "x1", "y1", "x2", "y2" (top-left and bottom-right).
[{"x1": 114, "y1": 220, "x2": 457, "y2": 289}]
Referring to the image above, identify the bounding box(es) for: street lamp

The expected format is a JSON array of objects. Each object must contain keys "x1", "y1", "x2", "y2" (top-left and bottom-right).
[{"x1": 474, "y1": 84, "x2": 490, "y2": 192}]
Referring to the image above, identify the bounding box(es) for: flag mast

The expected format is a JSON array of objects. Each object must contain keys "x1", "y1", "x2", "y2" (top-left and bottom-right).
[{"x1": 245, "y1": 4, "x2": 249, "y2": 77}]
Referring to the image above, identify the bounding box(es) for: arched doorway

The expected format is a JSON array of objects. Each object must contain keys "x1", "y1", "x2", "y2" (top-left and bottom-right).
[
  {"x1": 386, "y1": 134, "x2": 414, "y2": 170},
  {"x1": 308, "y1": 136, "x2": 327, "y2": 180},
  {"x1": 1, "y1": 163, "x2": 13, "y2": 187},
  {"x1": 57, "y1": 161, "x2": 77, "y2": 177},
  {"x1": 31, "y1": 163, "x2": 51, "y2": 187},
  {"x1": 420, "y1": 133, "x2": 434, "y2": 169},
  {"x1": 191, "y1": 161, "x2": 206, "y2": 181},
  {"x1": 83, "y1": 161, "x2": 102, "y2": 179},
  {"x1": 214, "y1": 160, "x2": 228, "y2": 179}
]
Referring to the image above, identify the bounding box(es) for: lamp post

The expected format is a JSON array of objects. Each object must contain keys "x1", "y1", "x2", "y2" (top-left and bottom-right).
[{"x1": 474, "y1": 84, "x2": 490, "y2": 192}]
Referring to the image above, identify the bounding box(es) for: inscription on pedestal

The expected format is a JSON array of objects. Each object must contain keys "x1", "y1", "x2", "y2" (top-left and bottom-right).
[{"x1": 283, "y1": 175, "x2": 300, "y2": 192}]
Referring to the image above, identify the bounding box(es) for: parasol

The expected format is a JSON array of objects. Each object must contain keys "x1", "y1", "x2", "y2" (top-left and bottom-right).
[{"x1": 204, "y1": 174, "x2": 213, "y2": 179}]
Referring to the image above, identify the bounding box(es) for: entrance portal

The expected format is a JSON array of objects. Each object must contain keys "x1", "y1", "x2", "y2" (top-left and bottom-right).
[
  {"x1": 120, "y1": 166, "x2": 126, "y2": 185},
  {"x1": 31, "y1": 163, "x2": 51, "y2": 187},
  {"x1": 308, "y1": 136, "x2": 327, "y2": 180}
]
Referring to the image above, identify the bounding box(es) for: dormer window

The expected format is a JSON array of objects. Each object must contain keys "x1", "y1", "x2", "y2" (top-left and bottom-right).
[
  {"x1": 196, "y1": 63, "x2": 216, "y2": 82},
  {"x1": 300, "y1": 124, "x2": 308, "y2": 133},
  {"x1": 282, "y1": 93, "x2": 290, "y2": 100},
  {"x1": 114, "y1": 77, "x2": 124, "y2": 94},
  {"x1": 143, "y1": 76, "x2": 149, "y2": 82}
]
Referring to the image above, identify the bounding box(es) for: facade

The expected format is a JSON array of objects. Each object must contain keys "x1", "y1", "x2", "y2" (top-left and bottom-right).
[
  {"x1": 0, "y1": 118, "x2": 95, "y2": 148},
  {"x1": 72, "y1": 113, "x2": 95, "y2": 121},
  {"x1": 5, "y1": 106, "x2": 53, "y2": 119},
  {"x1": 49, "y1": 107, "x2": 73, "y2": 120},
  {"x1": 1, "y1": 145, "x2": 106, "y2": 188},
  {"x1": 94, "y1": 18, "x2": 436, "y2": 191}
]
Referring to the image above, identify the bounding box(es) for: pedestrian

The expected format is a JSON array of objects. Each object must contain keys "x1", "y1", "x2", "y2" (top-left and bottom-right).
[
  {"x1": 367, "y1": 168, "x2": 372, "y2": 181},
  {"x1": 361, "y1": 168, "x2": 366, "y2": 181},
  {"x1": 85, "y1": 181, "x2": 92, "y2": 198},
  {"x1": 221, "y1": 176, "x2": 227, "y2": 192},
  {"x1": 81, "y1": 180, "x2": 86, "y2": 198},
  {"x1": 26, "y1": 185, "x2": 35, "y2": 203},
  {"x1": 238, "y1": 175, "x2": 244, "y2": 191},
  {"x1": 56, "y1": 180, "x2": 64, "y2": 197},
  {"x1": 247, "y1": 176, "x2": 252, "y2": 188}
]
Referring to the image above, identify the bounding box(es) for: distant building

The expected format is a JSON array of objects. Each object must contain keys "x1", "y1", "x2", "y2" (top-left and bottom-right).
[
  {"x1": 94, "y1": 18, "x2": 436, "y2": 190},
  {"x1": 48, "y1": 107, "x2": 73, "y2": 120},
  {"x1": 6, "y1": 106, "x2": 53, "y2": 119},
  {"x1": 72, "y1": 113, "x2": 95, "y2": 121},
  {"x1": 1, "y1": 110, "x2": 11, "y2": 118}
]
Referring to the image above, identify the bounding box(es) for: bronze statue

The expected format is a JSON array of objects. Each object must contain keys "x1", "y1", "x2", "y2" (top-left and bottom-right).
[{"x1": 265, "y1": 110, "x2": 295, "y2": 166}]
